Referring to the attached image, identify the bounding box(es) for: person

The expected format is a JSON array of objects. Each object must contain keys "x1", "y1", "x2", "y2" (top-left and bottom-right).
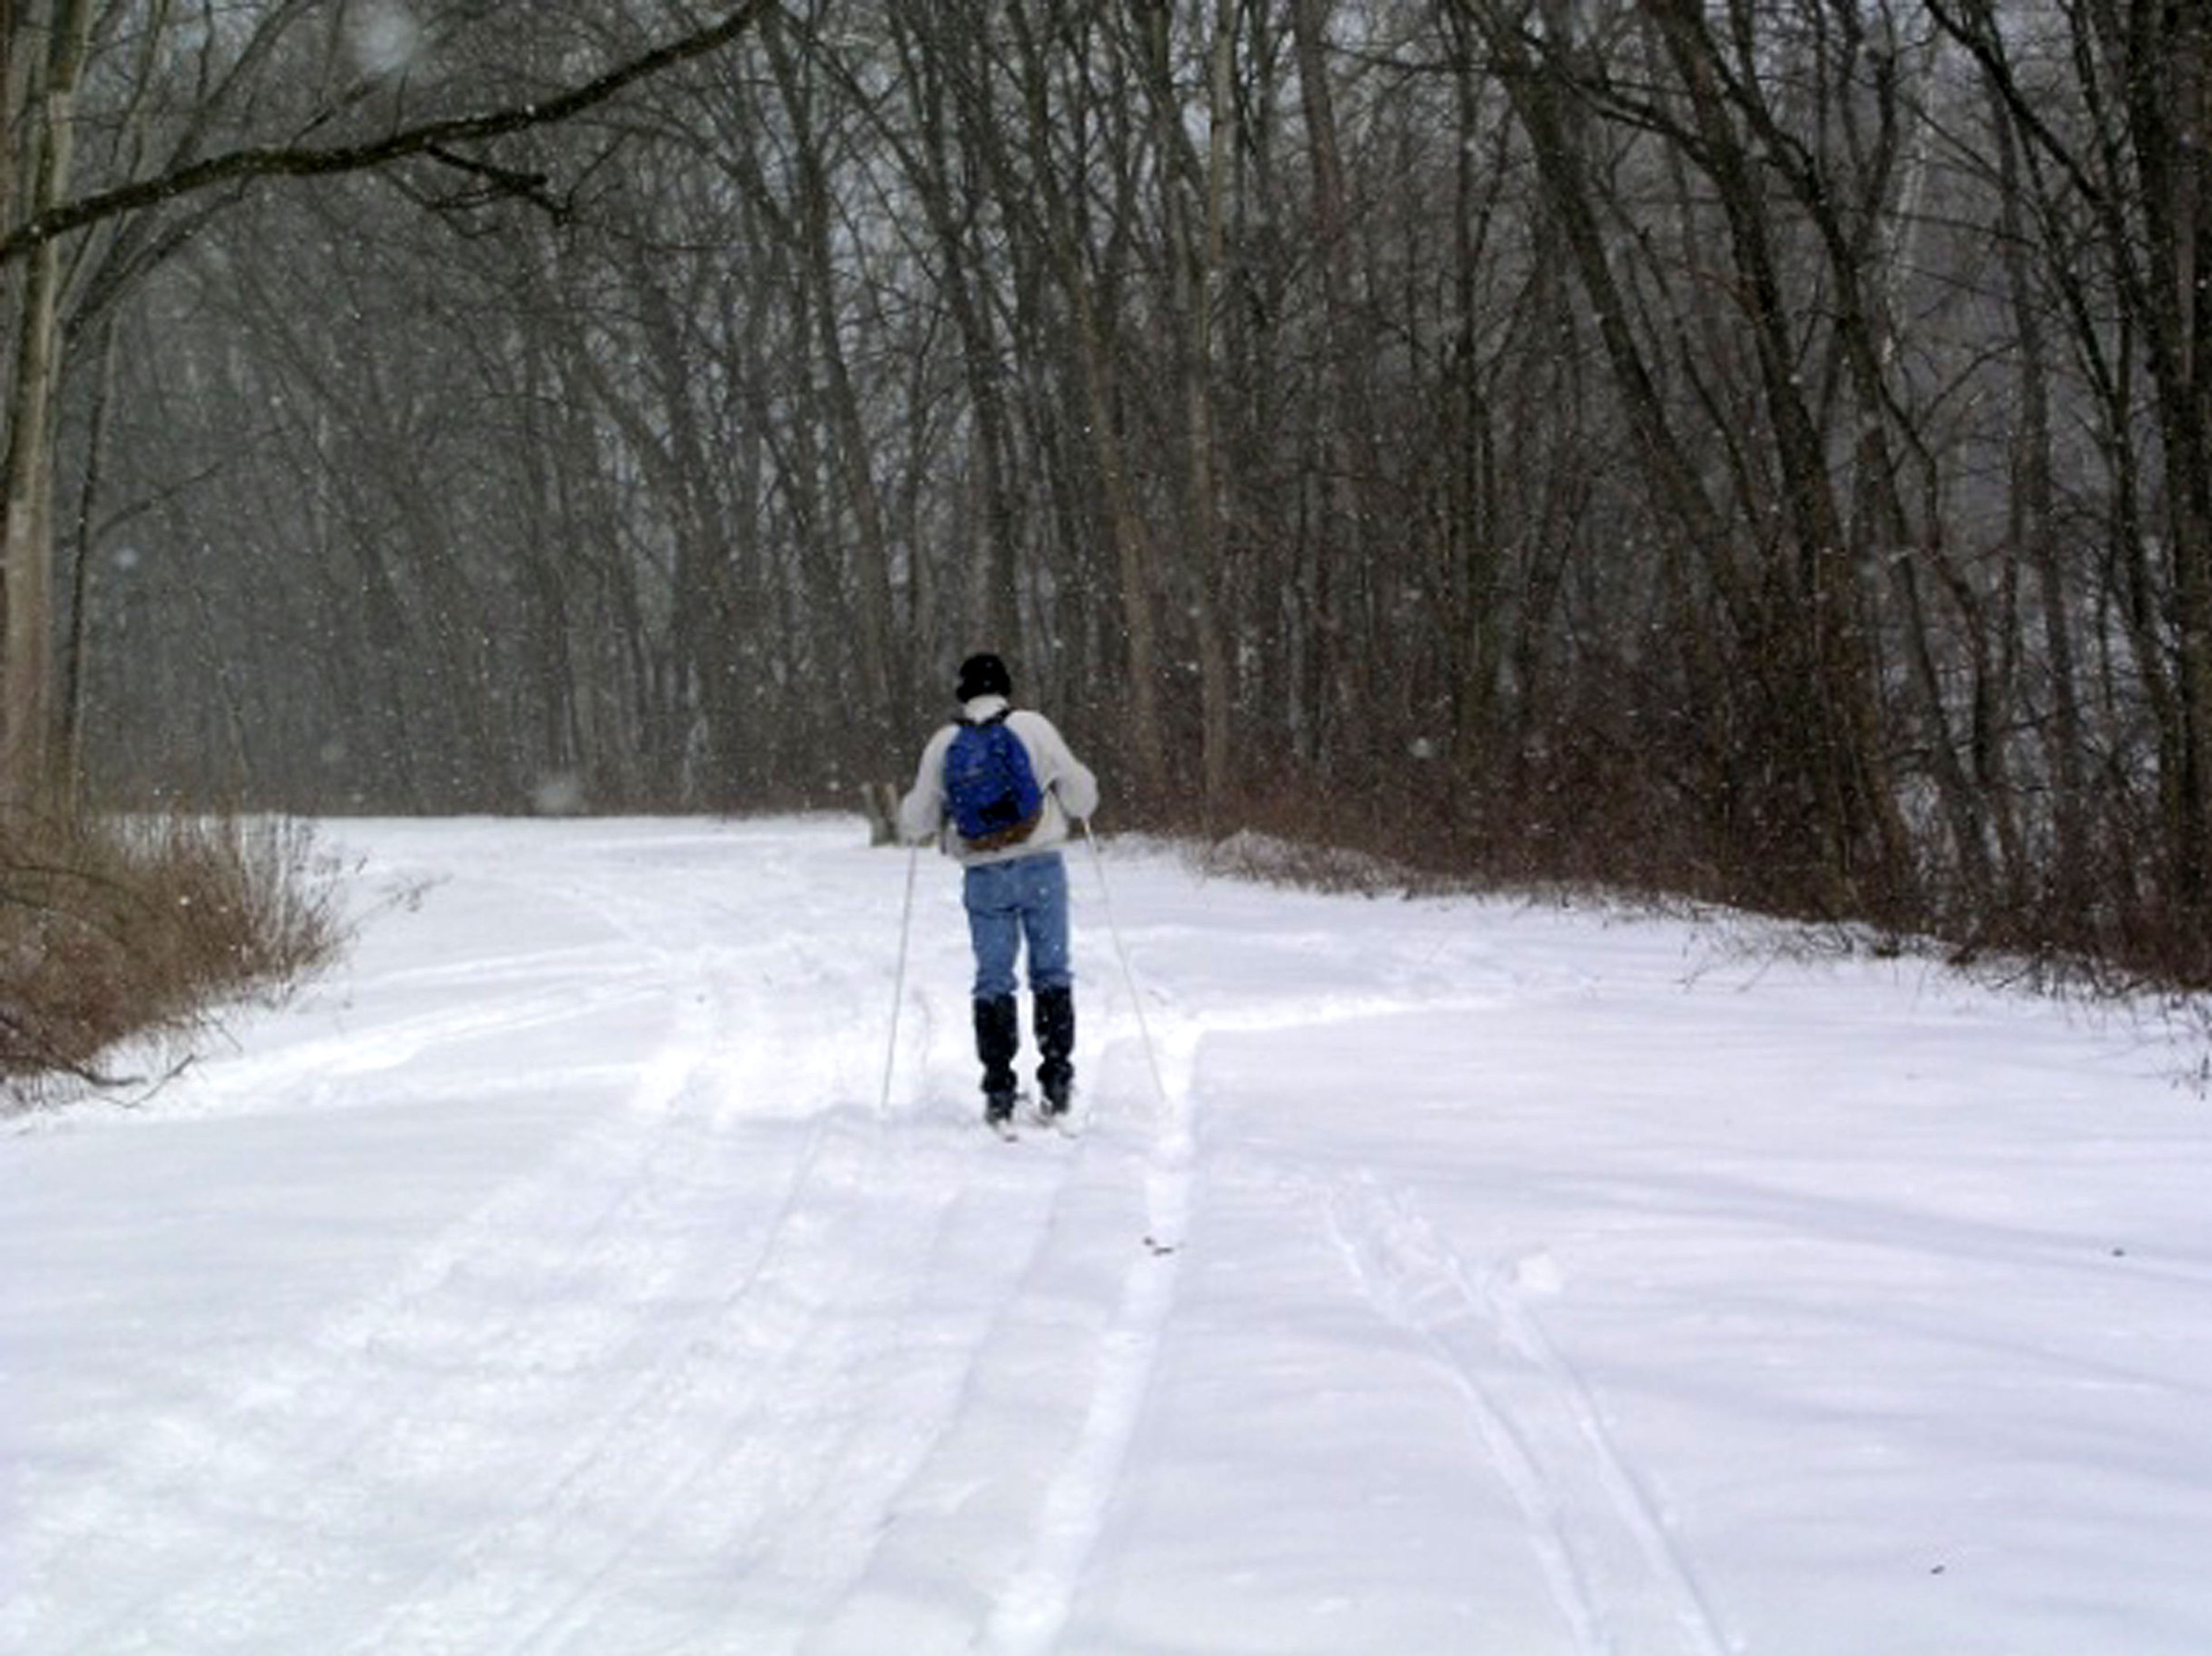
[{"x1": 900, "y1": 652, "x2": 1101, "y2": 1129}]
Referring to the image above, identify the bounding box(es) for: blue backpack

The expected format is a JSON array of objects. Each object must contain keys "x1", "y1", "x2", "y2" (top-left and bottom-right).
[{"x1": 945, "y1": 710, "x2": 1045, "y2": 850}]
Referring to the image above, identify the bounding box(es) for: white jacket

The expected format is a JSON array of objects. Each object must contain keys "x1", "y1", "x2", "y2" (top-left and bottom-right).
[{"x1": 898, "y1": 695, "x2": 1101, "y2": 866}]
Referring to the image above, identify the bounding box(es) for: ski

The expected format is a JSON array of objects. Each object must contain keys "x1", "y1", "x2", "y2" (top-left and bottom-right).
[
  {"x1": 1032, "y1": 1097, "x2": 1079, "y2": 1137},
  {"x1": 979, "y1": 1097, "x2": 1079, "y2": 1140},
  {"x1": 984, "y1": 1091, "x2": 1027, "y2": 1141},
  {"x1": 971, "y1": 1090, "x2": 1085, "y2": 1140}
]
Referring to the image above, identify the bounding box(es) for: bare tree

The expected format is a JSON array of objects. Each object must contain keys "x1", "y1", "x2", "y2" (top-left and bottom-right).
[
  {"x1": 2, "y1": 1, "x2": 773, "y2": 810},
  {"x1": 32, "y1": 0, "x2": 2212, "y2": 988}
]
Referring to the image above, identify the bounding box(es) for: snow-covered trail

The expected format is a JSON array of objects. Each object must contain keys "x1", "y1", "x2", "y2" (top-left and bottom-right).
[{"x1": 6, "y1": 818, "x2": 2212, "y2": 1655}]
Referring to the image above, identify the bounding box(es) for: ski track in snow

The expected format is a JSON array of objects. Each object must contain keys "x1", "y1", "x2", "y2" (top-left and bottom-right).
[
  {"x1": 11, "y1": 823, "x2": 1663, "y2": 1654},
  {"x1": 27, "y1": 821, "x2": 2184, "y2": 1651},
  {"x1": 8, "y1": 856, "x2": 748, "y2": 1650},
  {"x1": 967, "y1": 1011, "x2": 1198, "y2": 1656},
  {"x1": 1324, "y1": 1174, "x2": 1728, "y2": 1656},
  {"x1": 964, "y1": 976, "x2": 1554, "y2": 1654},
  {"x1": 4, "y1": 830, "x2": 1120, "y2": 1655}
]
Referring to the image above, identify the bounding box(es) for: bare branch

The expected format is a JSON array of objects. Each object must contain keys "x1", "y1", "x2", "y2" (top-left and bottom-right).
[{"x1": 0, "y1": 1, "x2": 773, "y2": 266}]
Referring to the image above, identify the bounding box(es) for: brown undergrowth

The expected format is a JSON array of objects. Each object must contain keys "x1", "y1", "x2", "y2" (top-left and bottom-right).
[{"x1": 1, "y1": 809, "x2": 345, "y2": 1097}]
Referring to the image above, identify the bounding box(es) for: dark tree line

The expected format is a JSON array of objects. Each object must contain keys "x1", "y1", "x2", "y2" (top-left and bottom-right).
[{"x1": 12, "y1": 1, "x2": 2212, "y2": 982}]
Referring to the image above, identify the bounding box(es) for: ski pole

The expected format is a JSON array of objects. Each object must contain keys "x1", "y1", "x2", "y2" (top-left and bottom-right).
[
  {"x1": 1080, "y1": 817, "x2": 1170, "y2": 1110},
  {"x1": 880, "y1": 841, "x2": 921, "y2": 1116}
]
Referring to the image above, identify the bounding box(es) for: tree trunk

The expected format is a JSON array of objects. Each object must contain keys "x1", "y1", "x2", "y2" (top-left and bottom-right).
[
  {"x1": 1009, "y1": 0, "x2": 1166, "y2": 801},
  {"x1": 1291, "y1": 0, "x2": 1375, "y2": 769},
  {"x1": 2, "y1": 0, "x2": 92, "y2": 811},
  {"x1": 1147, "y1": 0, "x2": 1236, "y2": 818},
  {"x1": 2145, "y1": 6, "x2": 2212, "y2": 914},
  {"x1": 1645, "y1": 0, "x2": 1909, "y2": 907},
  {"x1": 887, "y1": 6, "x2": 1024, "y2": 657},
  {"x1": 1987, "y1": 70, "x2": 2084, "y2": 899},
  {"x1": 763, "y1": 16, "x2": 902, "y2": 753}
]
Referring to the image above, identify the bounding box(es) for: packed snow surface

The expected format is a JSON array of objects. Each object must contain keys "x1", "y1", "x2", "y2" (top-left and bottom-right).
[{"x1": 5, "y1": 816, "x2": 2210, "y2": 1654}]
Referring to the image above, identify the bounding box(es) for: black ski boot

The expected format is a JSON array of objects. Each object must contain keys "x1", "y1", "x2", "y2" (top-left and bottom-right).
[
  {"x1": 975, "y1": 994, "x2": 1021, "y2": 1128},
  {"x1": 1035, "y1": 985, "x2": 1075, "y2": 1118}
]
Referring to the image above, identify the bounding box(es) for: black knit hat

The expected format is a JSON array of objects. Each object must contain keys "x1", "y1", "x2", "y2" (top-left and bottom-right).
[{"x1": 956, "y1": 652, "x2": 1013, "y2": 702}]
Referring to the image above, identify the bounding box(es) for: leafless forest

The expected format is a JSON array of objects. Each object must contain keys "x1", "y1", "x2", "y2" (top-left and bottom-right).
[{"x1": 6, "y1": 2, "x2": 2210, "y2": 982}]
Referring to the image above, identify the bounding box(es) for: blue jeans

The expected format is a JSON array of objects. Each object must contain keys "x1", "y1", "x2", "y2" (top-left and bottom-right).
[{"x1": 963, "y1": 853, "x2": 1071, "y2": 1001}]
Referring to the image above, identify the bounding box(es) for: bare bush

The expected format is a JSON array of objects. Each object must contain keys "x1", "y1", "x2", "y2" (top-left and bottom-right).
[{"x1": 0, "y1": 811, "x2": 345, "y2": 1092}]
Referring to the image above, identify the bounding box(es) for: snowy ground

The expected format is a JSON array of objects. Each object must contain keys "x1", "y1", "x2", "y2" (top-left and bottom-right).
[{"x1": 5, "y1": 815, "x2": 2211, "y2": 1655}]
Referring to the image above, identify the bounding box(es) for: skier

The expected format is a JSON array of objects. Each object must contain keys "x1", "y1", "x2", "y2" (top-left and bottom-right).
[{"x1": 899, "y1": 652, "x2": 1101, "y2": 1131}]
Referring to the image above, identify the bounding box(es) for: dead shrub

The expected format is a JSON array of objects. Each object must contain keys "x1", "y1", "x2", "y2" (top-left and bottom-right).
[
  {"x1": 0, "y1": 810, "x2": 345, "y2": 1092},
  {"x1": 1191, "y1": 827, "x2": 1421, "y2": 897}
]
